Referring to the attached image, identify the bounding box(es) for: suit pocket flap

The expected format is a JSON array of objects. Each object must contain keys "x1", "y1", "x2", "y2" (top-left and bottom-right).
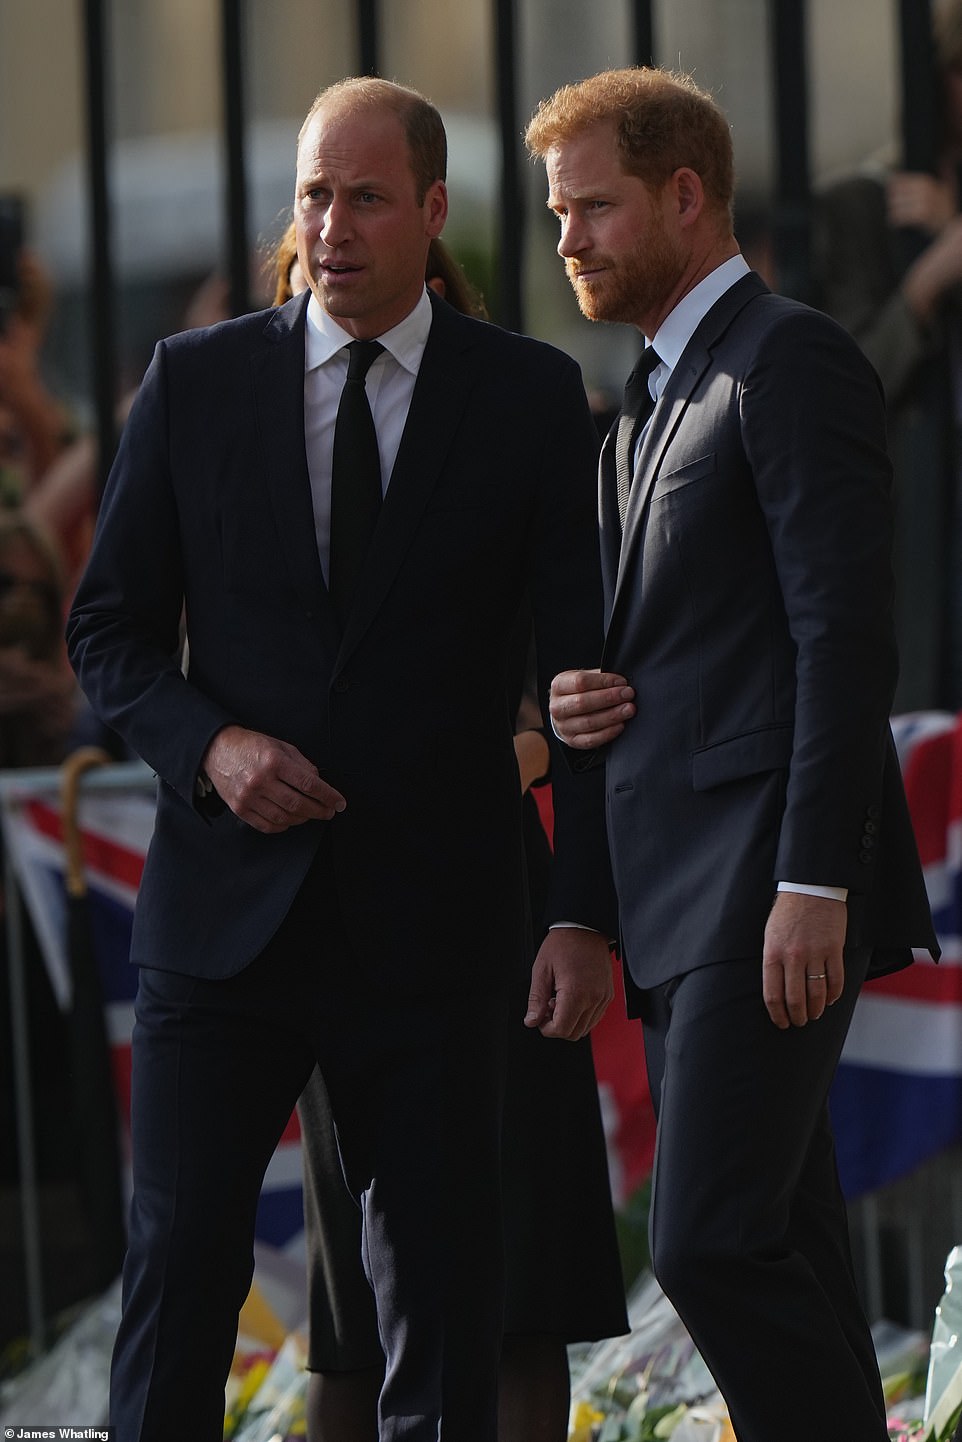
[
  {"x1": 691, "y1": 725, "x2": 794, "y2": 791},
  {"x1": 652, "y1": 451, "x2": 717, "y2": 499}
]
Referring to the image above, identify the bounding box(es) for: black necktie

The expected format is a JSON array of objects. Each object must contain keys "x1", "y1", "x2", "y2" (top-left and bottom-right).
[
  {"x1": 329, "y1": 339, "x2": 384, "y2": 627},
  {"x1": 615, "y1": 347, "x2": 660, "y2": 529}
]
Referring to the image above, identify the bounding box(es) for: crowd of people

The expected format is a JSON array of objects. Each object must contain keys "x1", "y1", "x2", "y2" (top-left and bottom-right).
[
  {"x1": 1, "y1": 11, "x2": 959, "y2": 1442},
  {"x1": 812, "y1": 0, "x2": 962, "y2": 712}
]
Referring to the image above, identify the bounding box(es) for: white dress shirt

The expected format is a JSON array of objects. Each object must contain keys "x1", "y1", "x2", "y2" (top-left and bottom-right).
[
  {"x1": 303, "y1": 287, "x2": 433, "y2": 583},
  {"x1": 629, "y1": 253, "x2": 753, "y2": 462}
]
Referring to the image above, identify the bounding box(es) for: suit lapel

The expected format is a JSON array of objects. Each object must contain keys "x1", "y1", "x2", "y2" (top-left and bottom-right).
[
  {"x1": 604, "y1": 272, "x2": 768, "y2": 647},
  {"x1": 598, "y1": 423, "x2": 622, "y2": 620},
  {"x1": 249, "y1": 294, "x2": 339, "y2": 644},
  {"x1": 334, "y1": 293, "x2": 478, "y2": 666}
]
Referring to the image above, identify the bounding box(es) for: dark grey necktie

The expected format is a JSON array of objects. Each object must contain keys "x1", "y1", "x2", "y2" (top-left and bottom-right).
[
  {"x1": 329, "y1": 339, "x2": 384, "y2": 627},
  {"x1": 615, "y1": 347, "x2": 660, "y2": 528}
]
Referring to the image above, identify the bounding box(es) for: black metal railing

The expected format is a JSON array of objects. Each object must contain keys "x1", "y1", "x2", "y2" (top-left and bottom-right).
[{"x1": 78, "y1": 0, "x2": 932, "y2": 499}]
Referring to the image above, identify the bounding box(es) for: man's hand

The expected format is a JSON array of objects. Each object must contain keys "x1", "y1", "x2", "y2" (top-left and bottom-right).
[
  {"x1": 762, "y1": 891, "x2": 846, "y2": 1029},
  {"x1": 202, "y1": 724, "x2": 346, "y2": 833},
  {"x1": 886, "y1": 171, "x2": 956, "y2": 235},
  {"x1": 524, "y1": 928, "x2": 614, "y2": 1040},
  {"x1": 548, "y1": 669, "x2": 635, "y2": 750},
  {"x1": 903, "y1": 215, "x2": 962, "y2": 323}
]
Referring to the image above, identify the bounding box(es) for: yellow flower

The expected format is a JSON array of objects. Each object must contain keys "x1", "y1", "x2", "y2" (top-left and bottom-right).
[{"x1": 568, "y1": 1399, "x2": 605, "y2": 1441}]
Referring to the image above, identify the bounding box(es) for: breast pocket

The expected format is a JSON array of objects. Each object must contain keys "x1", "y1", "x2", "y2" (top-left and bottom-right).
[{"x1": 651, "y1": 451, "x2": 717, "y2": 501}]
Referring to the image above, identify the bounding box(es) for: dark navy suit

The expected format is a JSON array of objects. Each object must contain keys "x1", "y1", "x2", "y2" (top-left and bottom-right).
[
  {"x1": 68, "y1": 290, "x2": 616, "y2": 1441},
  {"x1": 593, "y1": 273, "x2": 937, "y2": 1442}
]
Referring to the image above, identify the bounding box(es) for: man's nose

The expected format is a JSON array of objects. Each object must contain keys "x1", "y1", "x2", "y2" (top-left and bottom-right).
[
  {"x1": 321, "y1": 195, "x2": 352, "y2": 246},
  {"x1": 557, "y1": 215, "x2": 584, "y2": 258}
]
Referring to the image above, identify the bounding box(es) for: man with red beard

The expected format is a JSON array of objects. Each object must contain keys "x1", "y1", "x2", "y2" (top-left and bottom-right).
[{"x1": 527, "y1": 67, "x2": 937, "y2": 1442}]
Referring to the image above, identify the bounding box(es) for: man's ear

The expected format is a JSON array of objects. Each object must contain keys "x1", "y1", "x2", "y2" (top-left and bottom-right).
[
  {"x1": 673, "y1": 167, "x2": 705, "y2": 229},
  {"x1": 425, "y1": 180, "x2": 448, "y2": 238}
]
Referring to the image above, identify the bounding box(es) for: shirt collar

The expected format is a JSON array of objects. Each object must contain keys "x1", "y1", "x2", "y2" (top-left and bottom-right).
[
  {"x1": 649, "y1": 253, "x2": 751, "y2": 372},
  {"x1": 304, "y1": 287, "x2": 433, "y2": 375}
]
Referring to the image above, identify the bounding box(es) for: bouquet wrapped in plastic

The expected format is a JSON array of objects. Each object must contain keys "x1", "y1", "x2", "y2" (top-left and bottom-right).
[{"x1": 566, "y1": 1271, "x2": 940, "y2": 1442}]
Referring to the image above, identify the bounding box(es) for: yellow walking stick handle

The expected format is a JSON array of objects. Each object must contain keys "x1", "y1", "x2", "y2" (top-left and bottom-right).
[{"x1": 61, "y1": 746, "x2": 111, "y2": 898}]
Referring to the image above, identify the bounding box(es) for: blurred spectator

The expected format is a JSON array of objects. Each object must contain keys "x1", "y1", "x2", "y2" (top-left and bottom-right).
[
  {"x1": 0, "y1": 514, "x2": 79, "y2": 1208},
  {"x1": 268, "y1": 217, "x2": 305, "y2": 307},
  {"x1": 0, "y1": 253, "x2": 76, "y2": 505},
  {"x1": 0, "y1": 512, "x2": 75, "y2": 769},
  {"x1": 24, "y1": 413, "x2": 128, "y2": 600},
  {"x1": 24, "y1": 273, "x2": 231, "y2": 599},
  {"x1": 812, "y1": 0, "x2": 962, "y2": 710}
]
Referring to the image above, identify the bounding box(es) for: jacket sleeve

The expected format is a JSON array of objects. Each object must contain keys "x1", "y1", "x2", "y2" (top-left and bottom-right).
[
  {"x1": 527, "y1": 355, "x2": 618, "y2": 937},
  {"x1": 66, "y1": 339, "x2": 237, "y2": 809},
  {"x1": 740, "y1": 308, "x2": 899, "y2": 893}
]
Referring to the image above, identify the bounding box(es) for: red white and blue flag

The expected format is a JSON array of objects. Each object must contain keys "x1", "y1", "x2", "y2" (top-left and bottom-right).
[
  {"x1": 0, "y1": 765, "x2": 307, "y2": 1250},
  {"x1": 831, "y1": 712, "x2": 962, "y2": 1197},
  {"x1": 6, "y1": 712, "x2": 961, "y2": 1227}
]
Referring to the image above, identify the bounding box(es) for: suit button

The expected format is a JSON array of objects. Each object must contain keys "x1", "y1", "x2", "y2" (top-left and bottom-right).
[
  {"x1": 859, "y1": 850, "x2": 873, "y2": 864},
  {"x1": 866, "y1": 804, "x2": 881, "y2": 820},
  {"x1": 332, "y1": 677, "x2": 350, "y2": 694}
]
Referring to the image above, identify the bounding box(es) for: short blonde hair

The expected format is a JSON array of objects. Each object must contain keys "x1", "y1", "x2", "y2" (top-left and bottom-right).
[{"x1": 526, "y1": 66, "x2": 734, "y2": 219}]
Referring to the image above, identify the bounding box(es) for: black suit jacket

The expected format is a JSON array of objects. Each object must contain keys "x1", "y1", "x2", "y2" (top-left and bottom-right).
[
  {"x1": 67, "y1": 290, "x2": 616, "y2": 993},
  {"x1": 597, "y1": 272, "x2": 937, "y2": 992}
]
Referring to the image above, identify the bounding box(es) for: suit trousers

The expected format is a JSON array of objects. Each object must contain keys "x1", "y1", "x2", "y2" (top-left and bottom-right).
[
  {"x1": 109, "y1": 842, "x2": 509, "y2": 1442},
  {"x1": 639, "y1": 949, "x2": 887, "y2": 1442}
]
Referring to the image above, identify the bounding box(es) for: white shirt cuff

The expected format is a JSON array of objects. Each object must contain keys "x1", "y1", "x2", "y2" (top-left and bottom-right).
[{"x1": 777, "y1": 881, "x2": 848, "y2": 902}]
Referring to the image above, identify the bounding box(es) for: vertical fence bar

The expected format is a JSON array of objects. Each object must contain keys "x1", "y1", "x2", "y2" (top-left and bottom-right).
[
  {"x1": 494, "y1": 0, "x2": 523, "y2": 332},
  {"x1": 357, "y1": 0, "x2": 380, "y2": 75},
  {"x1": 893, "y1": 0, "x2": 953, "y2": 706},
  {"x1": 222, "y1": 0, "x2": 250, "y2": 318},
  {"x1": 896, "y1": 0, "x2": 938, "y2": 271},
  {"x1": 858, "y1": 1193, "x2": 886, "y2": 1323},
  {"x1": 81, "y1": 0, "x2": 117, "y2": 498},
  {"x1": 5, "y1": 827, "x2": 45, "y2": 1356},
  {"x1": 769, "y1": 0, "x2": 812, "y2": 302},
  {"x1": 898, "y1": 0, "x2": 937, "y2": 172},
  {"x1": 630, "y1": 0, "x2": 655, "y2": 67}
]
